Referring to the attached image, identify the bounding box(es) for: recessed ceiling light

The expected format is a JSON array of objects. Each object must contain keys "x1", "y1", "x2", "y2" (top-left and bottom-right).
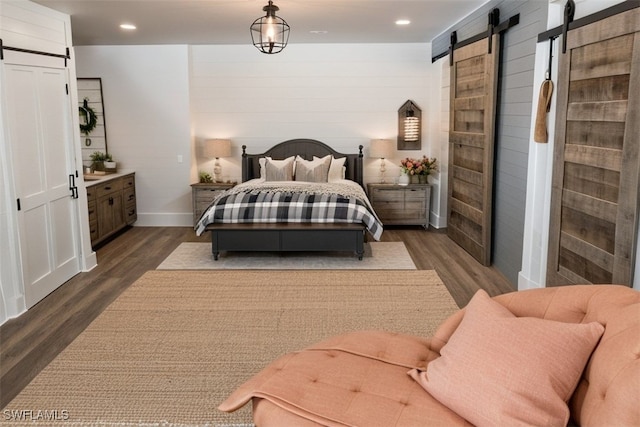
[
  {"x1": 120, "y1": 23, "x2": 137, "y2": 30},
  {"x1": 310, "y1": 30, "x2": 328, "y2": 34},
  {"x1": 395, "y1": 19, "x2": 411, "y2": 26}
]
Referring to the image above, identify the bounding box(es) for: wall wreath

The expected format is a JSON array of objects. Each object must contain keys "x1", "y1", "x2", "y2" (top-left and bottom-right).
[{"x1": 79, "y1": 98, "x2": 98, "y2": 135}]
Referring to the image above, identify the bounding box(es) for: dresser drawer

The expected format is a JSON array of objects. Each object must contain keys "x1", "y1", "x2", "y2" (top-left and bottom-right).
[
  {"x1": 95, "y1": 178, "x2": 123, "y2": 198},
  {"x1": 125, "y1": 203, "x2": 137, "y2": 224},
  {"x1": 86, "y1": 186, "x2": 96, "y2": 202},
  {"x1": 123, "y1": 187, "x2": 136, "y2": 205},
  {"x1": 122, "y1": 174, "x2": 135, "y2": 189},
  {"x1": 87, "y1": 200, "x2": 97, "y2": 223}
]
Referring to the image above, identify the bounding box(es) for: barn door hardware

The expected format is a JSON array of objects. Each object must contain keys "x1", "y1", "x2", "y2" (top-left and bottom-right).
[
  {"x1": 0, "y1": 37, "x2": 70, "y2": 65},
  {"x1": 448, "y1": 31, "x2": 457, "y2": 66},
  {"x1": 562, "y1": 0, "x2": 576, "y2": 53},
  {"x1": 68, "y1": 173, "x2": 79, "y2": 199},
  {"x1": 434, "y1": 9, "x2": 520, "y2": 63},
  {"x1": 537, "y1": 0, "x2": 639, "y2": 46},
  {"x1": 487, "y1": 8, "x2": 500, "y2": 54}
]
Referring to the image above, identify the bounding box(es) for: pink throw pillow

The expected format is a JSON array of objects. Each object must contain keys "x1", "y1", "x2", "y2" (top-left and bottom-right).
[{"x1": 409, "y1": 289, "x2": 604, "y2": 427}]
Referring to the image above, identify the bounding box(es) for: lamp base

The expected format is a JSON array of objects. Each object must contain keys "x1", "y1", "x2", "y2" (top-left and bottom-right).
[
  {"x1": 213, "y1": 158, "x2": 222, "y2": 183},
  {"x1": 379, "y1": 158, "x2": 386, "y2": 183}
]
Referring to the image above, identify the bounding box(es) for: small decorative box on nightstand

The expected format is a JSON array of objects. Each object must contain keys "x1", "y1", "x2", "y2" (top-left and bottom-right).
[
  {"x1": 367, "y1": 183, "x2": 431, "y2": 229},
  {"x1": 191, "y1": 182, "x2": 235, "y2": 226}
]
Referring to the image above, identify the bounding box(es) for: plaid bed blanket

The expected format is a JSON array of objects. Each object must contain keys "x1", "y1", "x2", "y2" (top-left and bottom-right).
[{"x1": 195, "y1": 180, "x2": 383, "y2": 240}]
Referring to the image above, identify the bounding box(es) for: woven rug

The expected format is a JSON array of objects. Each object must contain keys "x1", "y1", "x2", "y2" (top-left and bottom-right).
[
  {"x1": 3, "y1": 270, "x2": 458, "y2": 426},
  {"x1": 157, "y1": 241, "x2": 416, "y2": 270}
]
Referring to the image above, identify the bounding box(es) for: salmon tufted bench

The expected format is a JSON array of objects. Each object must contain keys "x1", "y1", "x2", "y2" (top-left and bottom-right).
[{"x1": 219, "y1": 285, "x2": 640, "y2": 426}]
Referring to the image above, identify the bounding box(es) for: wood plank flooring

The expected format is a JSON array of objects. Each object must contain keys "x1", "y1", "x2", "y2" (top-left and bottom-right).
[{"x1": 0, "y1": 226, "x2": 514, "y2": 408}]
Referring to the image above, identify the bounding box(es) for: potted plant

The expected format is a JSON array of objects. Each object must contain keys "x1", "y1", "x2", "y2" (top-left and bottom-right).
[
  {"x1": 89, "y1": 151, "x2": 107, "y2": 171},
  {"x1": 104, "y1": 154, "x2": 117, "y2": 171}
]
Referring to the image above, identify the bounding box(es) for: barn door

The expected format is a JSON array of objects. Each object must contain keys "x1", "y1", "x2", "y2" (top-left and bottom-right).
[
  {"x1": 447, "y1": 35, "x2": 500, "y2": 266},
  {"x1": 546, "y1": 8, "x2": 640, "y2": 286},
  {"x1": 4, "y1": 59, "x2": 81, "y2": 307}
]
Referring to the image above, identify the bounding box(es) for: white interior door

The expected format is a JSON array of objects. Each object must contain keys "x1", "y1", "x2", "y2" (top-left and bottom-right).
[{"x1": 4, "y1": 62, "x2": 80, "y2": 308}]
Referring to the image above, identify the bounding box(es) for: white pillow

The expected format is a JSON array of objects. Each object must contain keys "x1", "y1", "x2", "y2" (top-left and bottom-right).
[
  {"x1": 263, "y1": 157, "x2": 295, "y2": 181},
  {"x1": 313, "y1": 156, "x2": 346, "y2": 182}
]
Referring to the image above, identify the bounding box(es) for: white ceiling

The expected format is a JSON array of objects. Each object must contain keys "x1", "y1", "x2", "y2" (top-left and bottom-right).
[{"x1": 31, "y1": 0, "x2": 487, "y2": 46}]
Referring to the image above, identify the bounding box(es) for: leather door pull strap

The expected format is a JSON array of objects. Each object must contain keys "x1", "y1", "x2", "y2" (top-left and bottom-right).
[{"x1": 534, "y1": 79, "x2": 554, "y2": 143}]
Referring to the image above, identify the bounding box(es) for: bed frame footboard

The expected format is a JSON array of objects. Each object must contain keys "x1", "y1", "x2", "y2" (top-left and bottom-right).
[{"x1": 207, "y1": 223, "x2": 366, "y2": 260}]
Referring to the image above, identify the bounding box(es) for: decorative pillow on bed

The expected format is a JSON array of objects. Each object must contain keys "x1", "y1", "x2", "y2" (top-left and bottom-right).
[
  {"x1": 314, "y1": 156, "x2": 347, "y2": 182},
  {"x1": 259, "y1": 156, "x2": 296, "y2": 179},
  {"x1": 295, "y1": 155, "x2": 331, "y2": 182},
  {"x1": 264, "y1": 157, "x2": 295, "y2": 181},
  {"x1": 408, "y1": 289, "x2": 604, "y2": 427}
]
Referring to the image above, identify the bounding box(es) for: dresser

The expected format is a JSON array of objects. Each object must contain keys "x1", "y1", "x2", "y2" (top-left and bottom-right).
[
  {"x1": 191, "y1": 182, "x2": 235, "y2": 226},
  {"x1": 367, "y1": 183, "x2": 431, "y2": 228},
  {"x1": 86, "y1": 172, "x2": 137, "y2": 246}
]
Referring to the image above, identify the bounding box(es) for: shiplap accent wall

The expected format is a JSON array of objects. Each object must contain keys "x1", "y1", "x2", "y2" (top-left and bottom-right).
[
  {"x1": 74, "y1": 43, "x2": 440, "y2": 227},
  {"x1": 189, "y1": 43, "x2": 438, "y2": 191},
  {"x1": 432, "y1": 0, "x2": 548, "y2": 286}
]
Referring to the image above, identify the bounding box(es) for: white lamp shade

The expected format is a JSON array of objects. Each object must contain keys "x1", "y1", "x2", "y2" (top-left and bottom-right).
[
  {"x1": 369, "y1": 139, "x2": 393, "y2": 158},
  {"x1": 204, "y1": 139, "x2": 231, "y2": 158}
]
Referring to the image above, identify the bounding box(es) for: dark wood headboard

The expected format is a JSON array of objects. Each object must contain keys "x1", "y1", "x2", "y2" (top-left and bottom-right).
[{"x1": 241, "y1": 139, "x2": 364, "y2": 187}]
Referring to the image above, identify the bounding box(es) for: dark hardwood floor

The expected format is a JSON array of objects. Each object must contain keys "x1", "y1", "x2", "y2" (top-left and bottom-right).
[{"x1": 0, "y1": 225, "x2": 514, "y2": 408}]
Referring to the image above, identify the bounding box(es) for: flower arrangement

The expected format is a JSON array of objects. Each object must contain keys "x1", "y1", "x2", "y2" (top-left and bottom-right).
[{"x1": 400, "y1": 155, "x2": 438, "y2": 176}]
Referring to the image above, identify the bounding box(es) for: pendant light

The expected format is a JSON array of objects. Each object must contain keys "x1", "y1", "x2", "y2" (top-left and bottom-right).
[{"x1": 250, "y1": 1, "x2": 290, "y2": 54}]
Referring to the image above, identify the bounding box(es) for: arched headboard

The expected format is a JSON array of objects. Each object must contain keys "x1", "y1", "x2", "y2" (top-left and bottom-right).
[{"x1": 242, "y1": 139, "x2": 364, "y2": 187}]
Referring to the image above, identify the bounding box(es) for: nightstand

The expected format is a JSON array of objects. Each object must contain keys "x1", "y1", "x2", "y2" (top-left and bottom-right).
[
  {"x1": 367, "y1": 183, "x2": 431, "y2": 229},
  {"x1": 191, "y1": 182, "x2": 235, "y2": 226}
]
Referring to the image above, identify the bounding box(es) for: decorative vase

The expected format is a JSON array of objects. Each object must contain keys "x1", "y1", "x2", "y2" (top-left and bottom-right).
[
  {"x1": 410, "y1": 174, "x2": 419, "y2": 184},
  {"x1": 419, "y1": 174, "x2": 427, "y2": 184},
  {"x1": 398, "y1": 172, "x2": 410, "y2": 186}
]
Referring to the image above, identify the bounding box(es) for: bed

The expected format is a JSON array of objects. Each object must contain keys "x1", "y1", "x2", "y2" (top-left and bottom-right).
[{"x1": 195, "y1": 139, "x2": 382, "y2": 260}]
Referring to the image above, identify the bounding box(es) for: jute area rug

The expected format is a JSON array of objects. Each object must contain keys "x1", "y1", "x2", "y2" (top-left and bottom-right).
[
  {"x1": 3, "y1": 270, "x2": 458, "y2": 427},
  {"x1": 157, "y1": 242, "x2": 416, "y2": 270}
]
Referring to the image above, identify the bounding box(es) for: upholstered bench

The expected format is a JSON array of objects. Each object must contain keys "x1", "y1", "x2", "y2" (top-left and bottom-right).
[{"x1": 219, "y1": 285, "x2": 640, "y2": 426}]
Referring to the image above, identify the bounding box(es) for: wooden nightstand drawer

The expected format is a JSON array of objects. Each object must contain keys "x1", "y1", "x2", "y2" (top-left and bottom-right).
[
  {"x1": 367, "y1": 183, "x2": 431, "y2": 228},
  {"x1": 371, "y1": 188, "x2": 403, "y2": 202}
]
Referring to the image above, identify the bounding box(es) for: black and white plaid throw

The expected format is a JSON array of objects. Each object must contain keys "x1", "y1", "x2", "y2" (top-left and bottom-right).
[{"x1": 195, "y1": 180, "x2": 383, "y2": 240}]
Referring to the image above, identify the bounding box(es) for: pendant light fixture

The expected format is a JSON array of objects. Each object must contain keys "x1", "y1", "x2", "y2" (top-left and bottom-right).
[{"x1": 250, "y1": 1, "x2": 290, "y2": 54}]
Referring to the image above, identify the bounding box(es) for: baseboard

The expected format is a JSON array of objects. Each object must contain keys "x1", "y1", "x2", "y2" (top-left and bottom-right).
[
  {"x1": 134, "y1": 212, "x2": 194, "y2": 227},
  {"x1": 429, "y1": 211, "x2": 446, "y2": 229}
]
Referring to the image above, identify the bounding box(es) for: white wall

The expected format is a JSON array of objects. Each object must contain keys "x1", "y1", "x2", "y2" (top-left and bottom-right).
[
  {"x1": 75, "y1": 45, "x2": 192, "y2": 226},
  {"x1": 74, "y1": 43, "x2": 445, "y2": 227},
  {"x1": 518, "y1": 0, "x2": 639, "y2": 291},
  {"x1": 190, "y1": 43, "x2": 441, "y2": 193}
]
